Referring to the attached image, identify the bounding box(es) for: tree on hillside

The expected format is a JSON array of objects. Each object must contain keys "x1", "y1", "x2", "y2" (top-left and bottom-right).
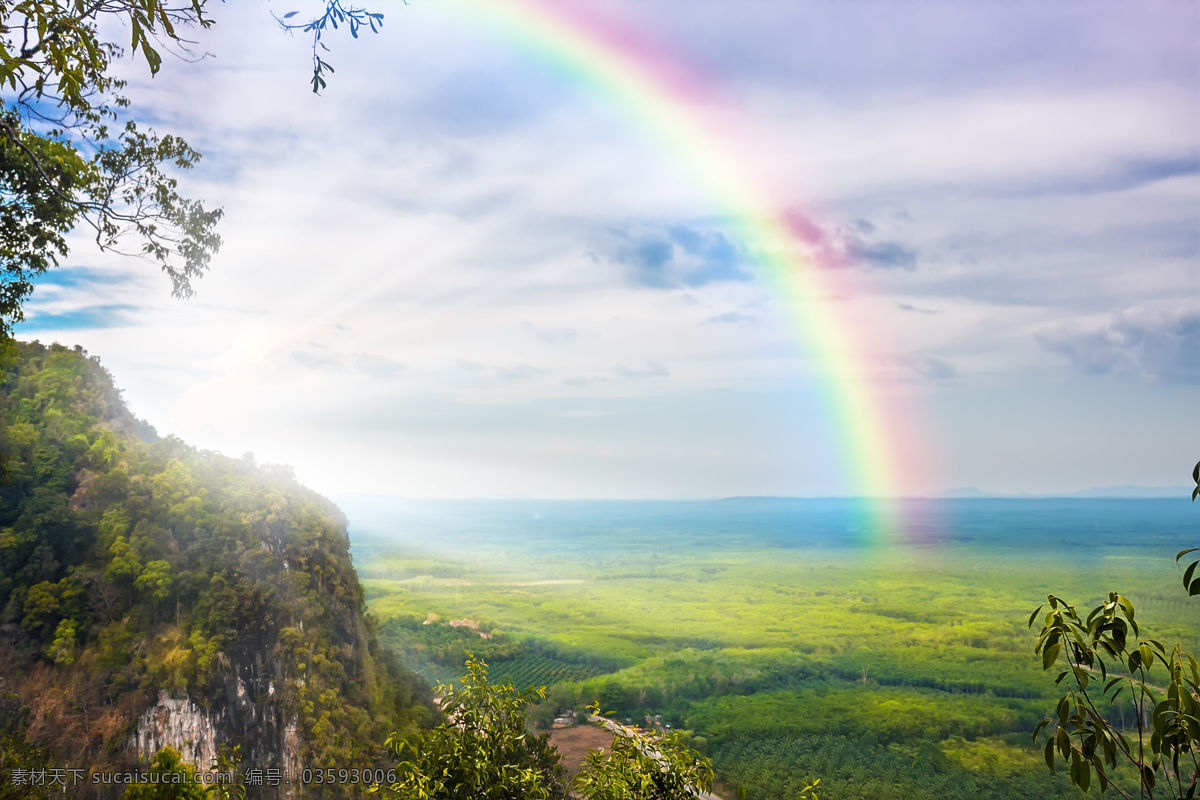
[
  {"x1": 572, "y1": 703, "x2": 723, "y2": 800},
  {"x1": 119, "y1": 747, "x2": 210, "y2": 800},
  {"x1": 1028, "y1": 462, "x2": 1200, "y2": 799},
  {"x1": 381, "y1": 656, "x2": 717, "y2": 800},
  {"x1": 384, "y1": 657, "x2": 567, "y2": 800},
  {"x1": 0, "y1": 1, "x2": 383, "y2": 339}
]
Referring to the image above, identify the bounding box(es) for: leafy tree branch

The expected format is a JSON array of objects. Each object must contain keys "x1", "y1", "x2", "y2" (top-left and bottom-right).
[{"x1": 1028, "y1": 462, "x2": 1200, "y2": 799}]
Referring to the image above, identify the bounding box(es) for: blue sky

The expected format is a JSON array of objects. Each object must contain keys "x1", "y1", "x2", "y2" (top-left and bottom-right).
[{"x1": 17, "y1": 0, "x2": 1199, "y2": 498}]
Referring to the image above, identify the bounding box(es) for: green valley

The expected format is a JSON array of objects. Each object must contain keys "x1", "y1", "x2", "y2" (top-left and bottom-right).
[{"x1": 349, "y1": 497, "x2": 1200, "y2": 800}]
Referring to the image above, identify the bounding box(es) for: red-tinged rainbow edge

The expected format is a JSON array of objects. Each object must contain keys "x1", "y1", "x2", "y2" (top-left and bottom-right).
[{"x1": 431, "y1": 0, "x2": 938, "y2": 541}]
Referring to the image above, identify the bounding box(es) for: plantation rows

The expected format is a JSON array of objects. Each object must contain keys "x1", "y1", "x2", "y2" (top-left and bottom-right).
[
  {"x1": 713, "y1": 735, "x2": 1079, "y2": 800},
  {"x1": 406, "y1": 654, "x2": 602, "y2": 692},
  {"x1": 485, "y1": 655, "x2": 602, "y2": 688},
  {"x1": 404, "y1": 656, "x2": 464, "y2": 689}
]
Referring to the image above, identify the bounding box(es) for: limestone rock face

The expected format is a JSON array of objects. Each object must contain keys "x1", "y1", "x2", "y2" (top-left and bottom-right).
[
  {"x1": 130, "y1": 692, "x2": 219, "y2": 770},
  {"x1": 127, "y1": 653, "x2": 306, "y2": 799}
]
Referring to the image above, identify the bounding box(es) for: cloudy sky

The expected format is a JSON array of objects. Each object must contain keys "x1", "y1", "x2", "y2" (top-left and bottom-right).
[{"x1": 18, "y1": 0, "x2": 1199, "y2": 498}]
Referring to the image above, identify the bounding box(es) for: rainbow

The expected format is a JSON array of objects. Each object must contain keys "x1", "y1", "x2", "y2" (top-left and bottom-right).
[{"x1": 431, "y1": 0, "x2": 931, "y2": 538}]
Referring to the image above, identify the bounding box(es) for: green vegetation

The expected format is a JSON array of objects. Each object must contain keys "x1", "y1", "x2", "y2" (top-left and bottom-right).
[
  {"x1": 0, "y1": 342, "x2": 431, "y2": 795},
  {"x1": 377, "y1": 613, "x2": 608, "y2": 689},
  {"x1": 353, "y1": 499, "x2": 1200, "y2": 800},
  {"x1": 120, "y1": 747, "x2": 211, "y2": 800},
  {"x1": 381, "y1": 656, "x2": 714, "y2": 800},
  {"x1": 384, "y1": 657, "x2": 567, "y2": 800}
]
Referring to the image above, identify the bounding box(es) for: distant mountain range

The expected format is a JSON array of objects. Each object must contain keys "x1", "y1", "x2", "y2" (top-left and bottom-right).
[
  {"x1": 337, "y1": 487, "x2": 1196, "y2": 504},
  {"x1": 937, "y1": 485, "x2": 1193, "y2": 499}
]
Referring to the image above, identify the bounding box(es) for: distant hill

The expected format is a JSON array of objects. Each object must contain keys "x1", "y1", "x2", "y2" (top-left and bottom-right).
[
  {"x1": 1057, "y1": 485, "x2": 1192, "y2": 498},
  {"x1": 0, "y1": 342, "x2": 432, "y2": 798},
  {"x1": 937, "y1": 486, "x2": 1191, "y2": 499}
]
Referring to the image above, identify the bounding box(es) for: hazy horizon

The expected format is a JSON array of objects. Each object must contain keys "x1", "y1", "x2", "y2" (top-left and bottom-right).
[{"x1": 332, "y1": 484, "x2": 1195, "y2": 502}]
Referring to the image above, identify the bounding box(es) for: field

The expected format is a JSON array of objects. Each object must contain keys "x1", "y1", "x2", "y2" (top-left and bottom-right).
[{"x1": 345, "y1": 496, "x2": 1199, "y2": 800}]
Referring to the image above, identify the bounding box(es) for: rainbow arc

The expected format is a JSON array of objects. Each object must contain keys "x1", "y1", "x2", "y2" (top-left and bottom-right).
[{"x1": 434, "y1": 0, "x2": 933, "y2": 536}]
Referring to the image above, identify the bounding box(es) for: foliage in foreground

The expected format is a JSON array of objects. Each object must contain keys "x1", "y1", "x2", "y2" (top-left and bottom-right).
[
  {"x1": 380, "y1": 656, "x2": 718, "y2": 800},
  {"x1": 0, "y1": 1, "x2": 223, "y2": 338},
  {"x1": 0, "y1": 1, "x2": 388, "y2": 339},
  {"x1": 384, "y1": 657, "x2": 565, "y2": 800},
  {"x1": 574, "y1": 702, "x2": 720, "y2": 800},
  {"x1": 1029, "y1": 464, "x2": 1200, "y2": 799}
]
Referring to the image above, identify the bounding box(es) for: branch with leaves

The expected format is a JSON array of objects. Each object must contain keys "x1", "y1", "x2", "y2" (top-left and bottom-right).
[
  {"x1": 379, "y1": 656, "x2": 723, "y2": 800},
  {"x1": 0, "y1": 1, "x2": 225, "y2": 333},
  {"x1": 273, "y1": 1, "x2": 389, "y2": 94},
  {"x1": 574, "y1": 704, "x2": 716, "y2": 800},
  {"x1": 1028, "y1": 463, "x2": 1200, "y2": 799},
  {"x1": 0, "y1": 1, "x2": 397, "y2": 336},
  {"x1": 382, "y1": 656, "x2": 564, "y2": 800},
  {"x1": 1178, "y1": 461, "x2": 1200, "y2": 598}
]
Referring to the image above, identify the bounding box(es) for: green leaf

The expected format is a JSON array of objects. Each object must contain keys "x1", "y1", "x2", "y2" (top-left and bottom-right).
[
  {"x1": 1185, "y1": 560, "x2": 1198, "y2": 589},
  {"x1": 1044, "y1": 737, "x2": 1055, "y2": 770},
  {"x1": 1028, "y1": 605, "x2": 1045, "y2": 628},
  {"x1": 1140, "y1": 643, "x2": 1155, "y2": 669},
  {"x1": 1056, "y1": 728, "x2": 1070, "y2": 760},
  {"x1": 1043, "y1": 642, "x2": 1062, "y2": 671}
]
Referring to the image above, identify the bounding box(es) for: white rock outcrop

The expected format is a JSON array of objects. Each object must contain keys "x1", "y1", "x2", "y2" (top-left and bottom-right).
[{"x1": 129, "y1": 691, "x2": 219, "y2": 770}]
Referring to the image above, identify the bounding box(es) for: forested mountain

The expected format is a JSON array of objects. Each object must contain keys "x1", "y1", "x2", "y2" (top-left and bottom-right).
[{"x1": 0, "y1": 341, "x2": 432, "y2": 798}]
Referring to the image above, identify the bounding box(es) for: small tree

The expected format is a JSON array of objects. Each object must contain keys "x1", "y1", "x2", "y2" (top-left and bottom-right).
[
  {"x1": 571, "y1": 704, "x2": 715, "y2": 800},
  {"x1": 1028, "y1": 462, "x2": 1200, "y2": 799},
  {"x1": 382, "y1": 656, "x2": 566, "y2": 800},
  {"x1": 380, "y1": 656, "x2": 719, "y2": 800},
  {"x1": 120, "y1": 747, "x2": 208, "y2": 800}
]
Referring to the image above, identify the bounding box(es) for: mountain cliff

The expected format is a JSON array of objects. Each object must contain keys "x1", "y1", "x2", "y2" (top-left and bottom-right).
[{"x1": 0, "y1": 341, "x2": 432, "y2": 798}]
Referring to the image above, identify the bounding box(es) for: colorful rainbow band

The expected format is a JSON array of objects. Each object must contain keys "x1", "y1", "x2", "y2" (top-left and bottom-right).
[{"x1": 430, "y1": 0, "x2": 927, "y2": 538}]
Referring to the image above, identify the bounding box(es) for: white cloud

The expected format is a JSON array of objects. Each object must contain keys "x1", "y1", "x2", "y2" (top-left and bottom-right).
[{"x1": 27, "y1": 1, "x2": 1199, "y2": 497}]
